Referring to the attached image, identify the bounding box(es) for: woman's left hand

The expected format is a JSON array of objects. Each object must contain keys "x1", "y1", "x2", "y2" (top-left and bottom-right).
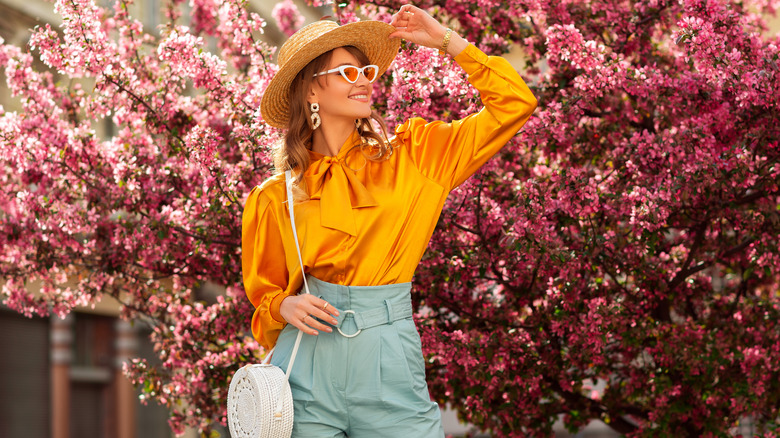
[{"x1": 389, "y1": 4, "x2": 467, "y2": 56}]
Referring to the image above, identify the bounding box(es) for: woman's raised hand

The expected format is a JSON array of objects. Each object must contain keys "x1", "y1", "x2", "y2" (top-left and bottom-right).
[
  {"x1": 279, "y1": 294, "x2": 340, "y2": 336},
  {"x1": 389, "y1": 4, "x2": 467, "y2": 56}
]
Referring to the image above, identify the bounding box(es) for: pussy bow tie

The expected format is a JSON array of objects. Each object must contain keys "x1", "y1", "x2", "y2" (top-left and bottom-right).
[{"x1": 304, "y1": 155, "x2": 377, "y2": 236}]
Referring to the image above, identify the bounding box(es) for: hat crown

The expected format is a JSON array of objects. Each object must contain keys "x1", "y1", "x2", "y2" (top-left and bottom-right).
[{"x1": 278, "y1": 20, "x2": 340, "y2": 68}]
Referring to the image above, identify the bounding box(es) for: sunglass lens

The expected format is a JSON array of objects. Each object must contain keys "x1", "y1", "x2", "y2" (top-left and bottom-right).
[
  {"x1": 365, "y1": 66, "x2": 378, "y2": 82},
  {"x1": 342, "y1": 66, "x2": 360, "y2": 83}
]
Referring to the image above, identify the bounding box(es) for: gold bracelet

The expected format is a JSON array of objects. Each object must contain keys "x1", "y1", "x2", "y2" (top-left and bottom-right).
[{"x1": 439, "y1": 28, "x2": 452, "y2": 56}]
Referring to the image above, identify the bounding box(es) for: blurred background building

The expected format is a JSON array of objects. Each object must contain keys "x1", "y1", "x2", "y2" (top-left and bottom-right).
[{"x1": 1, "y1": 0, "x2": 778, "y2": 437}]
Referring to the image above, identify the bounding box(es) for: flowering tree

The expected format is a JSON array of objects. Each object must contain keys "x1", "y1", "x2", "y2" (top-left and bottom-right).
[{"x1": 1, "y1": 0, "x2": 779, "y2": 436}]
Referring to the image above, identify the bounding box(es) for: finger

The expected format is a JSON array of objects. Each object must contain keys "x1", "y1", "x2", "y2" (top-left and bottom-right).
[
  {"x1": 321, "y1": 301, "x2": 339, "y2": 317},
  {"x1": 309, "y1": 305, "x2": 338, "y2": 326},
  {"x1": 392, "y1": 7, "x2": 415, "y2": 24},
  {"x1": 389, "y1": 30, "x2": 411, "y2": 40},
  {"x1": 292, "y1": 315, "x2": 319, "y2": 336},
  {"x1": 389, "y1": 14, "x2": 409, "y2": 28},
  {"x1": 391, "y1": 5, "x2": 411, "y2": 19},
  {"x1": 389, "y1": 22, "x2": 409, "y2": 33},
  {"x1": 302, "y1": 313, "x2": 333, "y2": 333},
  {"x1": 306, "y1": 296, "x2": 339, "y2": 317},
  {"x1": 306, "y1": 298, "x2": 338, "y2": 323}
]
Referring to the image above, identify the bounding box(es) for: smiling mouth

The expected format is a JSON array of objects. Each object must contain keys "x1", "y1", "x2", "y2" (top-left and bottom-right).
[{"x1": 349, "y1": 94, "x2": 369, "y2": 101}]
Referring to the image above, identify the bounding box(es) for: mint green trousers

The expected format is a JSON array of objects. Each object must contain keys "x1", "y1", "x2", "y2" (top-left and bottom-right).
[{"x1": 271, "y1": 276, "x2": 444, "y2": 438}]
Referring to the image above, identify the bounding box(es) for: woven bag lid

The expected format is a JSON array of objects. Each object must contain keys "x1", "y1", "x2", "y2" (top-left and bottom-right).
[{"x1": 227, "y1": 364, "x2": 294, "y2": 438}]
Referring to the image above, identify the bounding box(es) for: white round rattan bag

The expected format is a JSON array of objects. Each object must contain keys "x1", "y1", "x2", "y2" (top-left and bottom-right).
[{"x1": 227, "y1": 363, "x2": 294, "y2": 438}]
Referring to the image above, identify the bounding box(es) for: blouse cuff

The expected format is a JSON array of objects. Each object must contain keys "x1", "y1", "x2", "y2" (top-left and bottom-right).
[
  {"x1": 452, "y1": 43, "x2": 489, "y2": 76},
  {"x1": 269, "y1": 292, "x2": 289, "y2": 323}
]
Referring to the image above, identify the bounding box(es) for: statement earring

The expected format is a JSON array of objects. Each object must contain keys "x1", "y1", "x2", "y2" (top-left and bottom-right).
[{"x1": 310, "y1": 103, "x2": 321, "y2": 130}]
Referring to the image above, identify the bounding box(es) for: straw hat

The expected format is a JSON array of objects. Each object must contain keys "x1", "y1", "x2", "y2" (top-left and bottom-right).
[{"x1": 261, "y1": 20, "x2": 401, "y2": 129}]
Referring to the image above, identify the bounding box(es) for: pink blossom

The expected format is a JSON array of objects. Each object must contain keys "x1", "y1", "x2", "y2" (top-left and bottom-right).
[{"x1": 272, "y1": 0, "x2": 304, "y2": 37}]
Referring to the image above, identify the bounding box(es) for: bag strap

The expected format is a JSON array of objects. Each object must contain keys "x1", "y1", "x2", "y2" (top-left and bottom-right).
[
  {"x1": 271, "y1": 170, "x2": 309, "y2": 418},
  {"x1": 285, "y1": 170, "x2": 311, "y2": 296}
]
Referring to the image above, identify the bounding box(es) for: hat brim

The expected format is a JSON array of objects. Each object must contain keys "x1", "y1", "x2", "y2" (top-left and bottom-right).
[{"x1": 261, "y1": 21, "x2": 401, "y2": 129}]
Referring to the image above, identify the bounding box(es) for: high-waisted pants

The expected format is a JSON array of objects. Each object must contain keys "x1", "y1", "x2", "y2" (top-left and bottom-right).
[{"x1": 270, "y1": 276, "x2": 444, "y2": 438}]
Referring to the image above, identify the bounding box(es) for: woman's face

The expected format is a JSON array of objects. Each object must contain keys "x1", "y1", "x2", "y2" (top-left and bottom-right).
[{"x1": 309, "y1": 47, "x2": 373, "y2": 122}]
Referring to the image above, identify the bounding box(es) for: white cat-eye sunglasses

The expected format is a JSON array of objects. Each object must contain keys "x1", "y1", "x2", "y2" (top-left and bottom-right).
[{"x1": 313, "y1": 64, "x2": 379, "y2": 84}]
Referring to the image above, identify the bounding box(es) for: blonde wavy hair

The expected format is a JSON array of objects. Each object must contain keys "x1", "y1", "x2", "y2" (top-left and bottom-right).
[{"x1": 273, "y1": 46, "x2": 393, "y2": 195}]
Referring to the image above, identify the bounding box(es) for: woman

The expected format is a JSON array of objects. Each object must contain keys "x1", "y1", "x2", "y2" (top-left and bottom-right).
[{"x1": 242, "y1": 4, "x2": 537, "y2": 437}]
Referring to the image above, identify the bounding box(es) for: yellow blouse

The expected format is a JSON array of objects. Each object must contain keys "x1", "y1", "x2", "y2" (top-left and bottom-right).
[{"x1": 242, "y1": 43, "x2": 537, "y2": 349}]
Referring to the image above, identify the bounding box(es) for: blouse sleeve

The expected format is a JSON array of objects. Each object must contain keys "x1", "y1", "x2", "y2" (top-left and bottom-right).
[
  {"x1": 242, "y1": 183, "x2": 291, "y2": 350},
  {"x1": 394, "y1": 43, "x2": 538, "y2": 191}
]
